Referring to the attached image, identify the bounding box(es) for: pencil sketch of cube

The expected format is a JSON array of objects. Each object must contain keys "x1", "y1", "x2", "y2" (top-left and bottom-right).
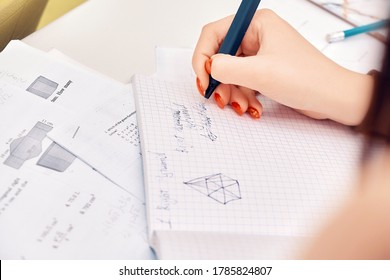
[
  {"x1": 184, "y1": 173, "x2": 241, "y2": 204},
  {"x1": 26, "y1": 76, "x2": 58, "y2": 99}
]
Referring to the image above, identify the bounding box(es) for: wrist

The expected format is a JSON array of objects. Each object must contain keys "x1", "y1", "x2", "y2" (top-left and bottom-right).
[{"x1": 324, "y1": 68, "x2": 375, "y2": 126}]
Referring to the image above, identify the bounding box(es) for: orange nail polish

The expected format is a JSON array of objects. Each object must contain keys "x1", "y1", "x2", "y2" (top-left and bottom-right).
[
  {"x1": 231, "y1": 102, "x2": 243, "y2": 116},
  {"x1": 248, "y1": 107, "x2": 260, "y2": 119},
  {"x1": 214, "y1": 93, "x2": 224, "y2": 109},
  {"x1": 205, "y1": 58, "x2": 212, "y2": 75},
  {"x1": 196, "y1": 77, "x2": 204, "y2": 96}
]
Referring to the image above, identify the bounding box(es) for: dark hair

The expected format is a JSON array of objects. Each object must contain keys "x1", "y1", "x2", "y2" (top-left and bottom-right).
[{"x1": 357, "y1": 37, "x2": 390, "y2": 143}]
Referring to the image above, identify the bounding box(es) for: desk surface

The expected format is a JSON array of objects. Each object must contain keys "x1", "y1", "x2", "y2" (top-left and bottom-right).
[
  {"x1": 23, "y1": 0, "x2": 384, "y2": 83},
  {"x1": 24, "y1": 0, "x2": 244, "y2": 83}
]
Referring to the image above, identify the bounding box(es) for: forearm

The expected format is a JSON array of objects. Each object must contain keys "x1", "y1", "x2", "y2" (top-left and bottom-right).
[{"x1": 322, "y1": 68, "x2": 375, "y2": 126}]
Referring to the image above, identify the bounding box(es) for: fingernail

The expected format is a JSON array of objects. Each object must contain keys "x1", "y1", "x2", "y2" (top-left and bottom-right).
[
  {"x1": 231, "y1": 102, "x2": 243, "y2": 116},
  {"x1": 248, "y1": 107, "x2": 260, "y2": 119},
  {"x1": 214, "y1": 93, "x2": 224, "y2": 109},
  {"x1": 196, "y1": 77, "x2": 204, "y2": 96},
  {"x1": 205, "y1": 58, "x2": 212, "y2": 75}
]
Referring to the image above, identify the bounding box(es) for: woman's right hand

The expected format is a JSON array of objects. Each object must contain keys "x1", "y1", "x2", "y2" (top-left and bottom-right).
[{"x1": 192, "y1": 9, "x2": 374, "y2": 125}]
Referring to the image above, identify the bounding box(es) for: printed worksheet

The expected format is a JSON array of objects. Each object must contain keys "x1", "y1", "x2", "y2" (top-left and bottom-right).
[
  {"x1": 0, "y1": 83, "x2": 153, "y2": 259},
  {"x1": 0, "y1": 41, "x2": 144, "y2": 200}
]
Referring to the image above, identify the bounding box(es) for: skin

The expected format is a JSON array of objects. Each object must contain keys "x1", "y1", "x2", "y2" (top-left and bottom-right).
[
  {"x1": 303, "y1": 146, "x2": 390, "y2": 259},
  {"x1": 192, "y1": 9, "x2": 374, "y2": 125},
  {"x1": 193, "y1": 9, "x2": 390, "y2": 259}
]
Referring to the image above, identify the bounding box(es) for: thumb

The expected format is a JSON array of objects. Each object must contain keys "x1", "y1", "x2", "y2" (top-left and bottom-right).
[{"x1": 210, "y1": 54, "x2": 268, "y2": 90}]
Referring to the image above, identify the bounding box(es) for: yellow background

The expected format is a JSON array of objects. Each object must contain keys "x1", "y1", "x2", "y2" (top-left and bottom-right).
[{"x1": 38, "y1": 0, "x2": 86, "y2": 29}]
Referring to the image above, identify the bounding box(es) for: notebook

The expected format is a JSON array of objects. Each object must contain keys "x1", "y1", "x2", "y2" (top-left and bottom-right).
[{"x1": 132, "y1": 74, "x2": 363, "y2": 259}]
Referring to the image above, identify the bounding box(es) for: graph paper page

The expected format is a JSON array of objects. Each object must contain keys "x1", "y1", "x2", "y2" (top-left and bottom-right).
[{"x1": 133, "y1": 75, "x2": 363, "y2": 238}]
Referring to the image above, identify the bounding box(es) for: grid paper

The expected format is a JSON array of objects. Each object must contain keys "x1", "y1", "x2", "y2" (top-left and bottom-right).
[{"x1": 133, "y1": 75, "x2": 363, "y2": 258}]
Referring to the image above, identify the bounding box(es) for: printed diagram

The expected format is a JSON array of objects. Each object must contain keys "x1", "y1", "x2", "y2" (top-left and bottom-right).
[
  {"x1": 184, "y1": 173, "x2": 241, "y2": 205},
  {"x1": 26, "y1": 76, "x2": 58, "y2": 99},
  {"x1": 4, "y1": 122, "x2": 53, "y2": 169},
  {"x1": 37, "y1": 142, "x2": 76, "y2": 172},
  {"x1": 3, "y1": 121, "x2": 75, "y2": 171}
]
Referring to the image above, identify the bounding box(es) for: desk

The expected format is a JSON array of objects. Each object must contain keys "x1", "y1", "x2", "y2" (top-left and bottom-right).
[{"x1": 23, "y1": 0, "x2": 243, "y2": 83}]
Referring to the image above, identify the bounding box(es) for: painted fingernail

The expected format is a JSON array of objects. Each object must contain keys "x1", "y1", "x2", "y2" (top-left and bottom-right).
[
  {"x1": 231, "y1": 102, "x2": 243, "y2": 116},
  {"x1": 214, "y1": 93, "x2": 224, "y2": 109},
  {"x1": 205, "y1": 58, "x2": 212, "y2": 75},
  {"x1": 248, "y1": 107, "x2": 260, "y2": 119},
  {"x1": 196, "y1": 77, "x2": 204, "y2": 96}
]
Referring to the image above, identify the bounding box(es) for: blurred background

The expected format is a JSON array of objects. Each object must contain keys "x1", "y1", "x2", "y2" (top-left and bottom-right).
[
  {"x1": 37, "y1": 0, "x2": 85, "y2": 29},
  {"x1": 0, "y1": 0, "x2": 85, "y2": 50}
]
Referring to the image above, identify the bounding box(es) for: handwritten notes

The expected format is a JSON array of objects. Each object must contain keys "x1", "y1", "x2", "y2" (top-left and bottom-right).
[{"x1": 133, "y1": 74, "x2": 363, "y2": 259}]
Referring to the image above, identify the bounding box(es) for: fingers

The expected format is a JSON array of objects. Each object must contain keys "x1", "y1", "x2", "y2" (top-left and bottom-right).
[
  {"x1": 214, "y1": 84, "x2": 263, "y2": 119},
  {"x1": 192, "y1": 11, "x2": 268, "y2": 119},
  {"x1": 213, "y1": 83, "x2": 231, "y2": 109},
  {"x1": 210, "y1": 54, "x2": 269, "y2": 92},
  {"x1": 240, "y1": 86, "x2": 263, "y2": 119},
  {"x1": 193, "y1": 8, "x2": 341, "y2": 122},
  {"x1": 229, "y1": 86, "x2": 263, "y2": 119},
  {"x1": 192, "y1": 15, "x2": 235, "y2": 94},
  {"x1": 229, "y1": 86, "x2": 248, "y2": 116},
  {"x1": 195, "y1": 54, "x2": 263, "y2": 120}
]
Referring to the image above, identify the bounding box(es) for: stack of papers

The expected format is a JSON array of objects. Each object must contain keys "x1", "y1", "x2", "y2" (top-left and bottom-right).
[{"x1": 0, "y1": 41, "x2": 153, "y2": 259}]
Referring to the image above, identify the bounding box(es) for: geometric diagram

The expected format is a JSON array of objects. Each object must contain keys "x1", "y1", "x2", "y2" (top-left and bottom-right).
[
  {"x1": 3, "y1": 122, "x2": 53, "y2": 169},
  {"x1": 184, "y1": 173, "x2": 242, "y2": 205},
  {"x1": 26, "y1": 76, "x2": 58, "y2": 99},
  {"x1": 37, "y1": 142, "x2": 76, "y2": 172}
]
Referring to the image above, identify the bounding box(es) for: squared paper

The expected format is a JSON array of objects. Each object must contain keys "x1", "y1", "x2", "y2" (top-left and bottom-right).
[{"x1": 133, "y1": 74, "x2": 363, "y2": 259}]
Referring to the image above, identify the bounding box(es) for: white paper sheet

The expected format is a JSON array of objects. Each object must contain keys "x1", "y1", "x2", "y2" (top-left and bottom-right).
[
  {"x1": 0, "y1": 41, "x2": 145, "y2": 200},
  {"x1": 0, "y1": 166, "x2": 153, "y2": 259},
  {"x1": 0, "y1": 83, "x2": 153, "y2": 259}
]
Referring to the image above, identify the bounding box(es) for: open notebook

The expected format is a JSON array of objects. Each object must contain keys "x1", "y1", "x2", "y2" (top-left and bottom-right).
[{"x1": 132, "y1": 74, "x2": 363, "y2": 259}]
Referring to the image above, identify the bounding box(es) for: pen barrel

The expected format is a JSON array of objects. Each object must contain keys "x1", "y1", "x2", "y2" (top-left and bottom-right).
[
  {"x1": 219, "y1": 0, "x2": 261, "y2": 55},
  {"x1": 344, "y1": 19, "x2": 390, "y2": 38},
  {"x1": 205, "y1": 0, "x2": 261, "y2": 99}
]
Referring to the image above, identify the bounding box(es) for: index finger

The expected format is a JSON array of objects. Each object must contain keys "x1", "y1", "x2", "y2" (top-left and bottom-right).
[{"x1": 192, "y1": 15, "x2": 235, "y2": 93}]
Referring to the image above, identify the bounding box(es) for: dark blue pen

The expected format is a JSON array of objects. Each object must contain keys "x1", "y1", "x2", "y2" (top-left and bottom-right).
[{"x1": 204, "y1": 0, "x2": 261, "y2": 99}]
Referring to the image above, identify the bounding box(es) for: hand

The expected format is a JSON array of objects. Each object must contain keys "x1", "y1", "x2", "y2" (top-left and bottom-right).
[{"x1": 192, "y1": 9, "x2": 374, "y2": 125}]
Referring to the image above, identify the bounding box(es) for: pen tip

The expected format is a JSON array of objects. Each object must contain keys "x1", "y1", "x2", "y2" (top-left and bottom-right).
[
  {"x1": 204, "y1": 78, "x2": 220, "y2": 99},
  {"x1": 204, "y1": 87, "x2": 214, "y2": 99}
]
